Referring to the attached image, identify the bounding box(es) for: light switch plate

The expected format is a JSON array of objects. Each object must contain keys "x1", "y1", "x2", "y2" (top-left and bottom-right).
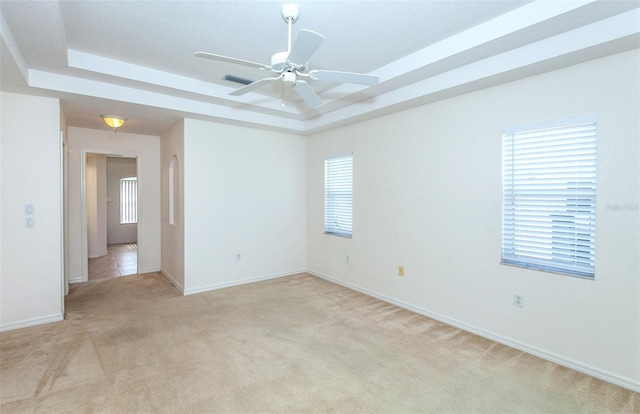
[{"x1": 25, "y1": 204, "x2": 35, "y2": 215}]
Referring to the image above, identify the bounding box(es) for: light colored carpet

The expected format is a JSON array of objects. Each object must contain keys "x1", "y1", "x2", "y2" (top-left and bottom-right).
[{"x1": 1, "y1": 272, "x2": 638, "y2": 413}]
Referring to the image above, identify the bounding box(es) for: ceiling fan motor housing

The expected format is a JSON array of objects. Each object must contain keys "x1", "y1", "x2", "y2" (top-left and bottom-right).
[{"x1": 271, "y1": 51, "x2": 289, "y2": 72}]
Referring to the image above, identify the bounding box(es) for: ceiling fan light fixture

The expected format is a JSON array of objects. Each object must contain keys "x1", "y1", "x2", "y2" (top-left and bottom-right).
[
  {"x1": 101, "y1": 115, "x2": 126, "y2": 130},
  {"x1": 283, "y1": 71, "x2": 296, "y2": 85}
]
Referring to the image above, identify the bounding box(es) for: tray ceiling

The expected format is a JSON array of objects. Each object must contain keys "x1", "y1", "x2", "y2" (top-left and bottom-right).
[{"x1": 1, "y1": 1, "x2": 638, "y2": 135}]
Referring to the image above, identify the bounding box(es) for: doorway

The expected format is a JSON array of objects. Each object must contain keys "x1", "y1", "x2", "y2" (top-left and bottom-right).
[
  {"x1": 81, "y1": 150, "x2": 140, "y2": 282},
  {"x1": 88, "y1": 243, "x2": 138, "y2": 280}
]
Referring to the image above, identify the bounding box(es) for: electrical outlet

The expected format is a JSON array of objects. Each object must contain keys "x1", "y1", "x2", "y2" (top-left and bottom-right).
[
  {"x1": 236, "y1": 253, "x2": 241, "y2": 261},
  {"x1": 398, "y1": 266, "x2": 404, "y2": 277},
  {"x1": 513, "y1": 294, "x2": 524, "y2": 308}
]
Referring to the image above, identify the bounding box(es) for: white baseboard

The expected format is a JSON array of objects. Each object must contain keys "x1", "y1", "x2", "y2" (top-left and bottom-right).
[
  {"x1": 140, "y1": 266, "x2": 161, "y2": 274},
  {"x1": 0, "y1": 313, "x2": 64, "y2": 332},
  {"x1": 88, "y1": 250, "x2": 108, "y2": 259},
  {"x1": 307, "y1": 269, "x2": 640, "y2": 394},
  {"x1": 107, "y1": 238, "x2": 137, "y2": 245},
  {"x1": 183, "y1": 269, "x2": 306, "y2": 296},
  {"x1": 161, "y1": 268, "x2": 184, "y2": 295},
  {"x1": 68, "y1": 266, "x2": 160, "y2": 285}
]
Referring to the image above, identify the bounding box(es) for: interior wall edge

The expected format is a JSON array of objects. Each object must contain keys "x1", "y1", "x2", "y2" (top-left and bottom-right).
[
  {"x1": 306, "y1": 269, "x2": 640, "y2": 394},
  {"x1": 161, "y1": 268, "x2": 184, "y2": 295}
]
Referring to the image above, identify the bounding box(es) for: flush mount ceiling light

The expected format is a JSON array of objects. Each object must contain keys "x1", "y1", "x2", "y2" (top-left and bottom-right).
[{"x1": 101, "y1": 115, "x2": 126, "y2": 131}]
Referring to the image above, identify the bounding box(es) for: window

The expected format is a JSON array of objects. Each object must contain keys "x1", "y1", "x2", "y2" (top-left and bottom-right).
[
  {"x1": 325, "y1": 154, "x2": 353, "y2": 238},
  {"x1": 502, "y1": 116, "x2": 597, "y2": 278},
  {"x1": 120, "y1": 177, "x2": 138, "y2": 224}
]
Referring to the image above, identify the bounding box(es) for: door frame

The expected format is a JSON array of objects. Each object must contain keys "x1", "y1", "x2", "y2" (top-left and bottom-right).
[{"x1": 80, "y1": 148, "x2": 141, "y2": 282}]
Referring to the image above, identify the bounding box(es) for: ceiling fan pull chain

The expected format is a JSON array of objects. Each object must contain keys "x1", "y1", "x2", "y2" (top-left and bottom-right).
[{"x1": 282, "y1": 82, "x2": 285, "y2": 107}]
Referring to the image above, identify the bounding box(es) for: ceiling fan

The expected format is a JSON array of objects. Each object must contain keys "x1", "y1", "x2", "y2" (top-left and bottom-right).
[{"x1": 195, "y1": 4, "x2": 379, "y2": 107}]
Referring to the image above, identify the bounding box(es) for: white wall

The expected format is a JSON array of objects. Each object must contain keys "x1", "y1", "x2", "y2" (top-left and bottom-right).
[
  {"x1": 307, "y1": 50, "x2": 640, "y2": 390},
  {"x1": 182, "y1": 119, "x2": 306, "y2": 294},
  {"x1": 86, "y1": 155, "x2": 108, "y2": 258},
  {"x1": 106, "y1": 157, "x2": 137, "y2": 244},
  {"x1": 67, "y1": 127, "x2": 161, "y2": 281},
  {"x1": 160, "y1": 120, "x2": 185, "y2": 291},
  {"x1": 0, "y1": 92, "x2": 63, "y2": 331}
]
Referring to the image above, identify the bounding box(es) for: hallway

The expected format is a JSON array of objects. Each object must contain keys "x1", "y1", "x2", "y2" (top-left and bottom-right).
[{"x1": 88, "y1": 243, "x2": 137, "y2": 280}]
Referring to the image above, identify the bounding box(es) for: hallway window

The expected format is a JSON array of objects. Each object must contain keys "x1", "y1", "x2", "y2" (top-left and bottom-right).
[{"x1": 120, "y1": 177, "x2": 138, "y2": 224}]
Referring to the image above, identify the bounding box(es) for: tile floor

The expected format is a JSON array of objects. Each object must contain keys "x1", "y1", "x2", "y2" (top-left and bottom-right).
[{"x1": 88, "y1": 243, "x2": 138, "y2": 280}]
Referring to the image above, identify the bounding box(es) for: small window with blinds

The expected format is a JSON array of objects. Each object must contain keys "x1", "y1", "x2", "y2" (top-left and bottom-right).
[
  {"x1": 502, "y1": 116, "x2": 597, "y2": 278},
  {"x1": 120, "y1": 177, "x2": 138, "y2": 224},
  {"x1": 325, "y1": 154, "x2": 353, "y2": 238}
]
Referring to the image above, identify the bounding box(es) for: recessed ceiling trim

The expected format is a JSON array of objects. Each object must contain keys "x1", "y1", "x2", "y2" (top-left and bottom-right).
[
  {"x1": 27, "y1": 69, "x2": 306, "y2": 132},
  {"x1": 66, "y1": 49, "x2": 307, "y2": 116},
  {"x1": 373, "y1": 0, "x2": 600, "y2": 83},
  {"x1": 304, "y1": 9, "x2": 640, "y2": 135},
  {"x1": 292, "y1": 0, "x2": 603, "y2": 111},
  {"x1": 0, "y1": 10, "x2": 28, "y2": 83}
]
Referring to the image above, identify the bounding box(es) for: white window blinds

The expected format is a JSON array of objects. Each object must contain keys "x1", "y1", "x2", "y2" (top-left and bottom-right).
[
  {"x1": 120, "y1": 177, "x2": 138, "y2": 224},
  {"x1": 325, "y1": 154, "x2": 353, "y2": 238},
  {"x1": 502, "y1": 117, "x2": 597, "y2": 278}
]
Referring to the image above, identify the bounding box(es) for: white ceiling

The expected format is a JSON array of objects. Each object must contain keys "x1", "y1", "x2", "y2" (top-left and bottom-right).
[{"x1": 1, "y1": 0, "x2": 639, "y2": 136}]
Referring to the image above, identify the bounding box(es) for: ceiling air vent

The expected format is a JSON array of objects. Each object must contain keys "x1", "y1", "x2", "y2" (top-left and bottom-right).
[{"x1": 223, "y1": 74, "x2": 253, "y2": 85}]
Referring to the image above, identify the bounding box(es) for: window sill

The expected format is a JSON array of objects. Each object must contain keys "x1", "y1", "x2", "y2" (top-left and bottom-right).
[
  {"x1": 324, "y1": 231, "x2": 352, "y2": 239},
  {"x1": 500, "y1": 260, "x2": 594, "y2": 280}
]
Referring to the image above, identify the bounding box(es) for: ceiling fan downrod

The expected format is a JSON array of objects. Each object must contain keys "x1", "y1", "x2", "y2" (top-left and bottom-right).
[
  {"x1": 281, "y1": 3, "x2": 300, "y2": 107},
  {"x1": 281, "y1": 4, "x2": 299, "y2": 52}
]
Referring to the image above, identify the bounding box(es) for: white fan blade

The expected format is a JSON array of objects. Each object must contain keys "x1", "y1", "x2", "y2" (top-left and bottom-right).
[
  {"x1": 309, "y1": 70, "x2": 379, "y2": 86},
  {"x1": 294, "y1": 81, "x2": 322, "y2": 107},
  {"x1": 287, "y1": 30, "x2": 325, "y2": 66},
  {"x1": 195, "y1": 52, "x2": 271, "y2": 71},
  {"x1": 230, "y1": 76, "x2": 281, "y2": 96}
]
